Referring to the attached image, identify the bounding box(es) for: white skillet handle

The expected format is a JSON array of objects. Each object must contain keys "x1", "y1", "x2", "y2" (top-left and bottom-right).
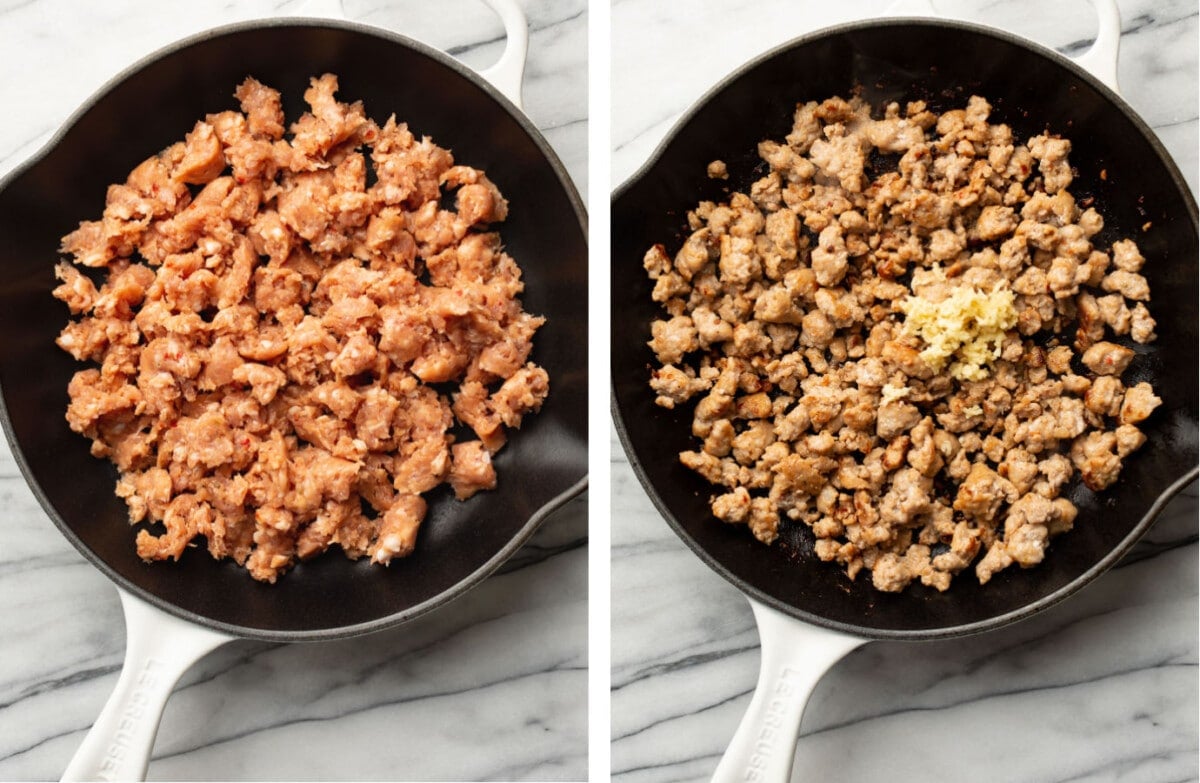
[
  {"x1": 712, "y1": 599, "x2": 865, "y2": 783},
  {"x1": 1073, "y1": 0, "x2": 1122, "y2": 95},
  {"x1": 293, "y1": 0, "x2": 529, "y2": 110},
  {"x1": 61, "y1": 589, "x2": 233, "y2": 782},
  {"x1": 883, "y1": 0, "x2": 1122, "y2": 94},
  {"x1": 477, "y1": 0, "x2": 530, "y2": 110}
]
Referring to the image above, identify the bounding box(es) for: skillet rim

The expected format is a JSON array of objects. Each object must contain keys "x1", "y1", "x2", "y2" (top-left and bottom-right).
[
  {"x1": 610, "y1": 15, "x2": 1199, "y2": 642},
  {"x1": 0, "y1": 16, "x2": 589, "y2": 643}
]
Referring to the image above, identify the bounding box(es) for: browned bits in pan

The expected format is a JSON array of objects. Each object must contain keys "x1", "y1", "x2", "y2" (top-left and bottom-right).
[
  {"x1": 644, "y1": 94, "x2": 1161, "y2": 593},
  {"x1": 53, "y1": 74, "x2": 549, "y2": 583}
]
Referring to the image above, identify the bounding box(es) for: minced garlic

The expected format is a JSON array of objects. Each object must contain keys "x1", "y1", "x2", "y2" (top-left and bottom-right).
[
  {"x1": 880, "y1": 382, "x2": 912, "y2": 404},
  {"x1": 899, "y1": 268, "x2": 1017, "y2": 381}
]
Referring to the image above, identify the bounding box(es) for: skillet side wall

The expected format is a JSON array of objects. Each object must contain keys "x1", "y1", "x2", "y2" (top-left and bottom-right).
[
  {"x1": 611, "y1": 23, "x2": 1199, "y2": 635},
  {"x1": 0, "y1": 25, "x2": 587, "y2": 636}
]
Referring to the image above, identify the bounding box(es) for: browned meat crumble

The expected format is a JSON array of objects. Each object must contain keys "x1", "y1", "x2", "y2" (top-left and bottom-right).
[
  {"x1": 54, "y1": 74, "x2": 549, "y2": 582},
  {"x1": 644, "y1": 94, "x2": 1161, "y2": 592}
]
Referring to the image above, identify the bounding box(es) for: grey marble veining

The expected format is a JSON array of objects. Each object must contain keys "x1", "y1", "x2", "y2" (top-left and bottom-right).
[
  {"x1": 0, "y1": 1, "x2": 587, "y2": 780},
  {"x1": 610, "y1": 1, "x2": 1198, "y2": 781}
]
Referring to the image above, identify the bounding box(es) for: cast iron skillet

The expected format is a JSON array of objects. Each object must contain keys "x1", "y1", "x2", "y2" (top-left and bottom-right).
[
  {"x1": 0, "y1": 9, "x2": 586, "y2": 782},
  {"x1": 611, "y1": 10, "x2": 1197, "y2": 783}
]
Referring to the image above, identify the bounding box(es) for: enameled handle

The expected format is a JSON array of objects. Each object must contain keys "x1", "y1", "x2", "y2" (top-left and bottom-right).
[
  {"x1": 1073, "y1": 0, "x2": 1122, "y2": 94},
  {"x1": 60, "y1": 589, "x2": 233, "y2": 782},
  {"x1": 293, "y1": 0, "x2": 530, "y2": 109},
  {"x1": 477, "y1": 0, "x2": 530, "y2": 110},
  {"x1": 711, "y1": 599, "x2": 865, "y2": 783}
]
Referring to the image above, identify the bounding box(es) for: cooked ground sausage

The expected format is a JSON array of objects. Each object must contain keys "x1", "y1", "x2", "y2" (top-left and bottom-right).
[{"x1": 644, "y1": 93, "x2": 1161, "y2": 592}]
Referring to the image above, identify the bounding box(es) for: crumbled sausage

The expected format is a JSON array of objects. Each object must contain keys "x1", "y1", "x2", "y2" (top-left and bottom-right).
[
  {"x1": 975, "y1": 205, "x2": 1018, "y2": 241},
  {"x1": 1081, "y1": 341, "x2": 1135, "y2": 376},
  {"x1": 447, "y1": 441, "x2": 497, "y2": 500},
  {"x1": 811, "y1": 223, "x2": 849, "y2": 286},
  {"x1": 55, "y1": 74, "x2": 548, "y2": 582},
  {"x1": 1101, "y1": 269, "x2": 1150, "y2": 301},
  {"x1": 1129, "y1": 302, "x2": 1157, "y2": 344},
  {"x1": 1028, "y1": 133, "x2": 1073, "y2": 193},
  {"x1": 1084, "y1": 375, "x2": 1124, "y2": 417},
  {"x1": 1095, "y1": 294, "x2": 1132, "y2": 335},
  {"x1": 1071, "y1": 431, "x2": 1123, "y2": 490},
  {"x1": 644, "y1": 93, "x2": 1161, "y2": 593},
  {"x1": 1118, "y1": 382, "x2": 1161, "y2": 425},
  {"x1": 1110, "y1": 239, "x2": 1145, "y2": 272},
  {"x1": 649, "y1": 316, "x2": 698, "y2": 364},
  {"x1": 954, "y1": 463, "x2": 1019, "y2": 520}
]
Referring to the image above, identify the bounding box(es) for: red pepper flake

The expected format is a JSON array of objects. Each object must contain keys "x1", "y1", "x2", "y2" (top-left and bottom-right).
[{"x1": 1099, "y1": 169, "x2": 1108, "y2": 181}]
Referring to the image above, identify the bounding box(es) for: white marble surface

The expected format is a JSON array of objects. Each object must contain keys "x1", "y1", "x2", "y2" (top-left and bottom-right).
[
  {"x1": 611, "y1": 1, "x2": 1198, "y2": 781},
  {"x1": 0, "y1": 1, "x2": 587, "y2": 780}
]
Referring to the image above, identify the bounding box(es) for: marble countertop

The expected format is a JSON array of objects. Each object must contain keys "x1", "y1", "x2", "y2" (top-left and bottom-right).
[
  {"x1": 0, "y1": 1, "x2": 587, "y2": 780},
  {"x1": 611, "y1": 1, "x2": 1198, "y2": 781}
]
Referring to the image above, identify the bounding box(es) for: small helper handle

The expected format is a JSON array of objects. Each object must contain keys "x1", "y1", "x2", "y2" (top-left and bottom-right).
[
  {"x1": 60, "y1": 589, "x2": 233, "y2": 782},
  {"x1": 477, "y1": 0, "x2": 530, "y2": 110},
  {"x1": 711, "y1": 599, "x2": 865, "y2": 783},
  {"x1": 883, "y1": 0, "x2": 1122, "y2": 94},
  {"x1": 1072, "y1": 0, "x2": 1122, "y2": 94},
  {"x1": 293, "y1": 0, "x2": 529, "y2": 109}
]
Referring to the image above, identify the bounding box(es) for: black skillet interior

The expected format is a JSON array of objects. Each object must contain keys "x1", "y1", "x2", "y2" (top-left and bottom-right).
[
  {"x1": 0, "y1": 21, "x2": 587, "y2": 640},
  {"x1": 612, "y1": 20, "x2": 1199, "y2": 640}
]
